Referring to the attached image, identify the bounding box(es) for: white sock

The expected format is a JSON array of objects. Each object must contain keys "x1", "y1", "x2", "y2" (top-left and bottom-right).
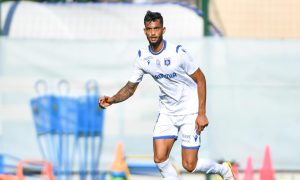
[
  {"x1": 192, "y1": 158, "x2": 228, "y2": 176},
  {"x1": 156, "y1": 159, "x2": 179, "y2": 180}
]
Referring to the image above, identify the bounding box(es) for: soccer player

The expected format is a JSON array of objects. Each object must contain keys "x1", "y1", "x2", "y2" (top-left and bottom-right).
[{"x1": 99, "y1": 11, "x2": 234, "y2": 180}]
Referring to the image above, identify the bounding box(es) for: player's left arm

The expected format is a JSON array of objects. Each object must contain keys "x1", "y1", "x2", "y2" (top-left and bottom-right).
[{"x1": 190, "y1": 68, "x2": 209, "y2": 134}]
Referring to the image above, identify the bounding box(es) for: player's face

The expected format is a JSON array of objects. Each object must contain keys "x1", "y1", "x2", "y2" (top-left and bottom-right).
[{"x1": 144, "y1": 20, "x2": 165, "y2": 47}]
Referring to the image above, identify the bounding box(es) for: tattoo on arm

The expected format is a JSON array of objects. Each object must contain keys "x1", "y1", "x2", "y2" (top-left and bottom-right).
[{"x1": 111, "y1": 81, "x2": 138, "y2": 103}]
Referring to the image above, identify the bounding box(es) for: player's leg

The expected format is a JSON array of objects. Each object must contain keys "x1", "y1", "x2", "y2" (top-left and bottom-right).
[
  {"x1": 153, "y1": 138, "x2": 178, "y2": 179},
  {"x1": 153, "y1": 138, "x2": 175, "y2": 163},
  {"x1": 153, "y1": 114, "x2": 179, "y2": 180},
  {"x1": 181, "y1": 148, "x2": 198, "y2": 172},
  {"x1": 181, "y1": 114, "x2": 234, "y2": 179},
  {"x1": 181, "y1": 148, "x2": 228, "y2": 175}
]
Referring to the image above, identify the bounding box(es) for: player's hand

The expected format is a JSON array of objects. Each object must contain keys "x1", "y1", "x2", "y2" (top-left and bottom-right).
[
  {"x1": 98, "y1": 96, "x2": 113, "y2": 109},
  {"x1": 195, "y1": 114, "x2": 209, "y2": 134}
]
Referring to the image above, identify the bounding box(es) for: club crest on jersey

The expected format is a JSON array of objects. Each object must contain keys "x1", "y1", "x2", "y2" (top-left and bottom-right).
[
  {"x1": 164, "y1": 58, "x2": 171, "y2": 66},
  {"x1": 156, "y1": 59, "x2": 161, "y2": 66}
]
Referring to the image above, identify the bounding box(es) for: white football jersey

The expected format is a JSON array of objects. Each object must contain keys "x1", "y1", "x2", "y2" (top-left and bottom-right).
[{"x1": 129, "y1": 40, "x2": 199, "y2": 115}]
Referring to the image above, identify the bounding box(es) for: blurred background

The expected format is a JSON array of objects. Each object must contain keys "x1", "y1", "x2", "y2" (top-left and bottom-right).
[{"x1": 0, "y1": 0, "x2": 300, "y2": 179}]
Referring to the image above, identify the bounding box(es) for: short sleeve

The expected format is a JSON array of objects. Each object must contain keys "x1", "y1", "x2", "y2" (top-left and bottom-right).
[
  {"x1": 179, "y1": 47, "x2": 199, "y2": 75},
  {"x1": 129, "y1": 56, "x2": 144, "y2": 83}
]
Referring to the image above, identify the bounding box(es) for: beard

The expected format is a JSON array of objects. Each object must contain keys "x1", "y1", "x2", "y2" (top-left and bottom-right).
[{"x1": 148, "y1": 35, "x2": 163, "y2": 49}]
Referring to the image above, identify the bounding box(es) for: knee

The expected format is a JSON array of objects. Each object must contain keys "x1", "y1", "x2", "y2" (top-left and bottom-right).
[
  {"x1": 154, "y1": 154, "x2": 168, "y2": 164},
  {"x1": 182, "y1": 159, "x2": 197, "y2": 173}
]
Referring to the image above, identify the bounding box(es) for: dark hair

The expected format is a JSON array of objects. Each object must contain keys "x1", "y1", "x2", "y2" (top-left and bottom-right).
[{"x1": 144, "y1": 11, "x2": 163, "y2": 26}]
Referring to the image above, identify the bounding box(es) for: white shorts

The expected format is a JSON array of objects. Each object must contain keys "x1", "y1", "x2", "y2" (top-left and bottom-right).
[{"x1": 153, "y1": 113, "x2": 201, "y2": 149}]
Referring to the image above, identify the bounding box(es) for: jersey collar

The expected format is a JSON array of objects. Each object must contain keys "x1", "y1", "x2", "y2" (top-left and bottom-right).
[{"x1": 148, "y1": 40, "x2": 167, "y2": 55}]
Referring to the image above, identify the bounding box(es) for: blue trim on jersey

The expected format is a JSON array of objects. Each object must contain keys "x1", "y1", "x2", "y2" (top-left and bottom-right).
[
  {"x1": 138, "y1": 50, "x2": 141, "y2": 57},
  {"x1": 153, "y1": 135, "x2": 177, "y2": 140},
  {"x1": 181, "y1": 145, "x2": 200, "y2": 149},
  {"x1": 148, "y1": 40, "x2": 167, "y2": 55},
  {"x1": 176, "y1": 45, "x2": 182, "y2": 53}
]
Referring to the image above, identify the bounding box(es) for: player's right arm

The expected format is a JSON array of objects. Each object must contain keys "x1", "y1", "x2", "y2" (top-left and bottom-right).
[
  {"x1": 98, "y1": 81, "x2": 139, "y2": 109},
  {"x1": 99, "y1": 50, "x2": 144, "y2": 109}
]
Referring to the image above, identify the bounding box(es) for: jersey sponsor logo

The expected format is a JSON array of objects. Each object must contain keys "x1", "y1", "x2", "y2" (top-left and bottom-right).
[
  {"x1": 164, "y1": 58, "x2": 171, "y2": 66},
  {"x1": 153, "y1": 72, "x2": 177, "y2": 80}
]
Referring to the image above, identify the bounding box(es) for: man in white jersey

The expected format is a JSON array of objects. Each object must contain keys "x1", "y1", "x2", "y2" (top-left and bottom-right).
[{"x1": 99, "y1": 11, "x2": 234, "y2": 180}]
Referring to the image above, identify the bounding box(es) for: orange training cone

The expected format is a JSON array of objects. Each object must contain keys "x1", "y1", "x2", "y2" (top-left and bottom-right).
[
  {"x1": 259, "y1": 145, "x2": 275, "y2": 180},
  {"x1": 243, "y1": 156, "x2": 254, "y2": 180},
  {"x1": 110, "y1": 142, "x2": 130, "y2": 180}
]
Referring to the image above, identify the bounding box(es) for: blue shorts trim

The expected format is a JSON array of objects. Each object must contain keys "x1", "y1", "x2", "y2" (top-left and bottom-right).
[
  {"x1": 181, "y1": 145, "x2": 200, "y2": 149},
  {"x1": 153, "y1": 135, "x2": 177, "y2": 140}
]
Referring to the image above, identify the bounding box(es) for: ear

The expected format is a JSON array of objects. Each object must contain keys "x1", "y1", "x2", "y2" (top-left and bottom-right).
[
  {"x1": 144, "y1": 28, "x2": 147, "y2": 35},
  {"x1": 163, "y1": 27, "x2": 166, "y2": 34}
]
